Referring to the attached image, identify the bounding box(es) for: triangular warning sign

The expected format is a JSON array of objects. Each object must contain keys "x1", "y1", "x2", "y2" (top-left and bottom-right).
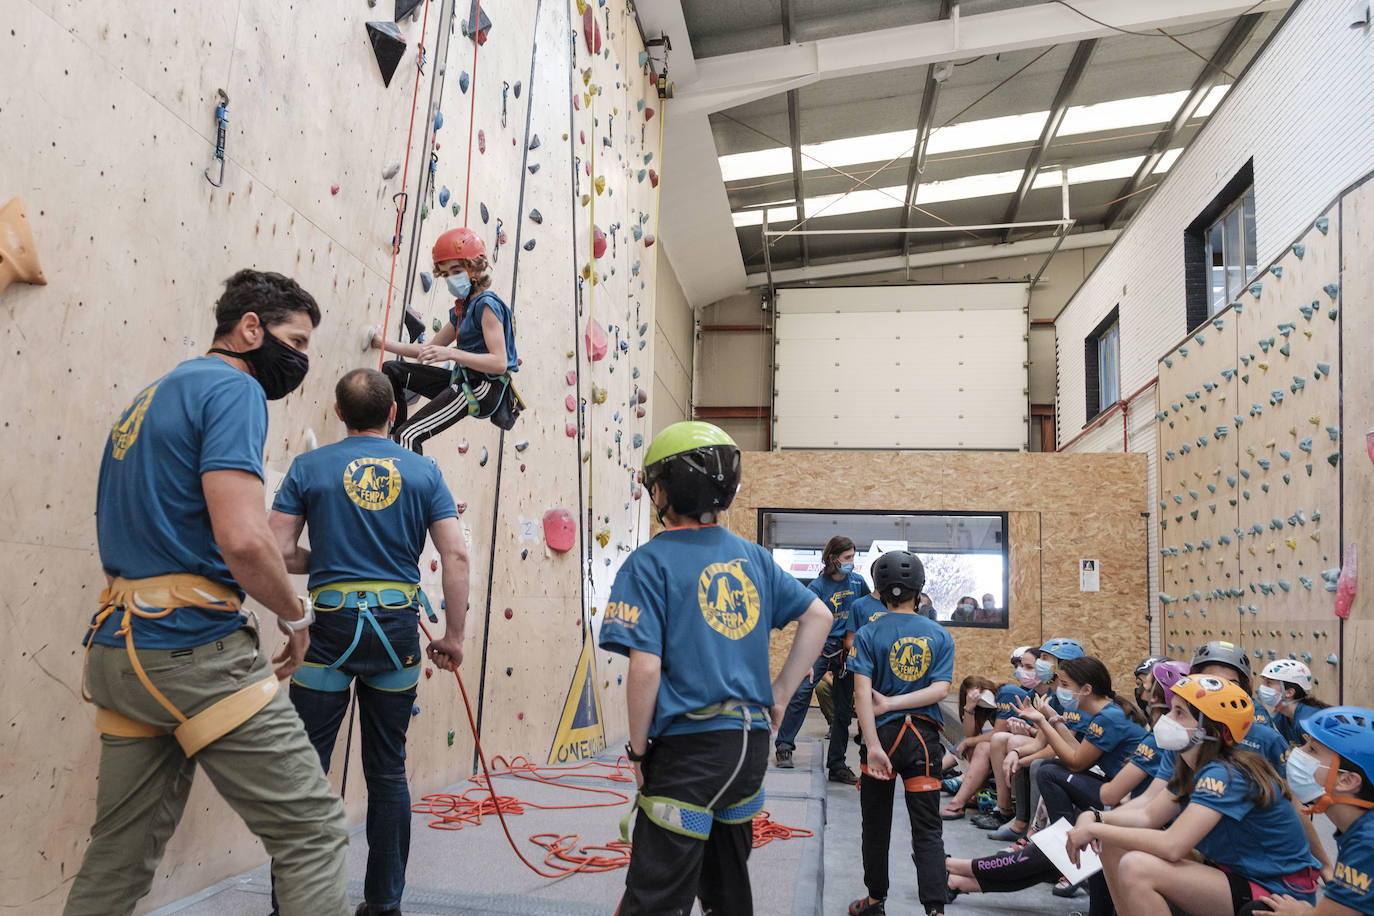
[{"x1": 547, "y1": 637, "x2": 606, "y2": 764}]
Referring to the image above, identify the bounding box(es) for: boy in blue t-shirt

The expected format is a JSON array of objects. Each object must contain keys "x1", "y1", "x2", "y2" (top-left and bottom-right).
[
  {"x1": 774, "y1": 537, "x2": 871, "y2": 782},
  {"x1": 599, "y1": 423, "x2": 831, "y2": 916},
  {"x1": 847, "y1": 551, "x2": 955, "y2": 916},
  {"x1": 268, "y1": 368, "x2": 471, "y2": 916}
]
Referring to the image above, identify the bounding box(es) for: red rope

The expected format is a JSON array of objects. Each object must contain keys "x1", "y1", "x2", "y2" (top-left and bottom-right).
[
  {"x1": 461, "y1": 0, "x2": 482, "y2": 228},
  {"x1": 378, "y1": 0, "x2": 434, "y2": 371}
]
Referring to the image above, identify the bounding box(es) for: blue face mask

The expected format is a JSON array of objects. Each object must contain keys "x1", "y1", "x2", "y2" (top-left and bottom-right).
[
  {"x1": 1284, "y1": 748, "x2": 1327, "y2": 805},
  {"x1": 1035, "y1": 659, "x2": 1055, "y2": 682},
  {"x1": 837, "y1": 562, "x2": 854, "y2": 574},
  {"x1": 1256, "y1": 685, "x2": 1282, "y2": 710},
  {"x1": 446, "y1": 271, "x2": 471, "y2": 299},
  {"x1": 1055, "y1": 686, "x2": 1079, "y2": 710}
]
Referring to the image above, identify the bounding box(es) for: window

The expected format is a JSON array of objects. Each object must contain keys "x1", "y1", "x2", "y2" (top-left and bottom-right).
[
  {"x1": 1084, "y1": 307, "x2": 1121, "y2": 420},
  {"x1": 1205, "y1": 188, "x2": 1257, "y2": 316},
  {"x1": 1185, "y1": 161, "x2": 1256, "y2": 331},
  {"x1": 759, "y1": 510, "x2": 1009, "y2": 629}
]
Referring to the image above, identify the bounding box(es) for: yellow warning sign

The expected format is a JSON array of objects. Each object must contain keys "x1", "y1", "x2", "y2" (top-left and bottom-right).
[{"x1": 547, "y1": 637, "x2": 607, "y2": 764}]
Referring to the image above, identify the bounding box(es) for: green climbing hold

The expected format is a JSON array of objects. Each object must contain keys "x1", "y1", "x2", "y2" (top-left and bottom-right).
[
  {"x1": 1327, "y1": 453, "x2": 1340, "y2": 468},
  {"x1": 447, "y1": 728, "x2": 455, "y2": 746}
]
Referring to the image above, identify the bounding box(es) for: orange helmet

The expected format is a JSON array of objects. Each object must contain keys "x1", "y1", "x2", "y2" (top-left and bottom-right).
[
  {"x1": 1170, "y1": 674, "x2": 1255, "y2": 745},
  {"x1": 432, "y1": 227, "x2": 485, "y2": 264}
]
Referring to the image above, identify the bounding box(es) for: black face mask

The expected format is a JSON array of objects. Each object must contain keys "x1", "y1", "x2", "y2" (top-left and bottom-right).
[{"x1": 210, "y1": 328, "x2": 309, "y2": 400}]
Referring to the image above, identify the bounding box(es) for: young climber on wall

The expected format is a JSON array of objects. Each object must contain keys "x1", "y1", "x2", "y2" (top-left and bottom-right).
[
  {"x1": 598, "y1": 421, "x2": 832, "y2": 916},
  {"x1": 367, "y1": 227, "x2": 521, "y2": 454},
  {"x1": 1254, "y1": 705, "x2": 1374, "y2": 916},
  {"x1": 847, "y1": 550, "x2": 956, "y2": 916},
  {"x1": 1065, "y1": 674, "x2": 1321, "y2": 916},
  {"x1": 774, "y1": 536, "x2": 871, "y2": 782}
]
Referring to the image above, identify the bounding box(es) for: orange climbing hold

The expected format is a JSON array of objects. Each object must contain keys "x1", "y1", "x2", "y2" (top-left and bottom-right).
[{"x1": 0, "y1": 197, "x2": 46, "y2": 294}]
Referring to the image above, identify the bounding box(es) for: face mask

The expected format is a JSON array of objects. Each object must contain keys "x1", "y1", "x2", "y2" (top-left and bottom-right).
[
  {"x1": 446, "y1": 271, "x2": 471, "y2": 299},
  {"x1": 1055, "y1": 686, "x2": 1079, "y2": 710},
  {"x1": 1286, "y1": 748, "x2": 1326, "y2": 804},
  {"x1": 978, "y1": 690, "x2": 997, "y2": 709},
  {"x1": 838, "y1": 562, "x2": 854, "y2": 574},
  {"x1": 1035, "y1": 660, "x2": 1055, "y2": 682},
  {"x1": 1256, "y1": 685, "x2": 1284, "y2": 710},
  {"x1": 1153, "y1": 714, "x2": 1202, "y2": 752},
  {"x1": 210, "y1": 328, "x2": 309, "y2": 400},
  {"x1": 1015, "y1": 668, "x2": 1039, "y2": 689}
]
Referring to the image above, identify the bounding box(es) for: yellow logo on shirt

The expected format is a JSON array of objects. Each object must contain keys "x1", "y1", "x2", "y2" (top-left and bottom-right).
[
  {"x1": 1334, "y1": 861, "x2": 1371, "y2": 894},
  {"x1": 1089, "y1": 722, "x2": 1105, "y2": 738},
  {"x1": 343, "y1": 457, "x2": 402, "y2": 510},
  {"x1": 110, "y1": 385, "x2": 157, "y2": 460},
  {"x1": 1195, "y1": 776, "x2": 1228, "y2": 797},
  {"x1": 697, "y1": 559, "x2": 760, "y2": 640},
  {"x1": 1135, "y1": 742, "x2": 1155, "y2": 761},
  {"x1": 889, "y1": 636, "x2": 932, "y2": 682}
]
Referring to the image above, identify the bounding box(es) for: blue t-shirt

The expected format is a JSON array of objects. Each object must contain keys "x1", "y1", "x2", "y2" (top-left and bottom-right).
[
  {"x1": 1328, "y1": 809, "x2": 1374, "y2": 914},
  {"x1": 850, "y1": 595, "x2": 887, "y2": 632},
  {"x1": 849, "y1": 612, "x2": 955, "y2": 729},
  {"x1": 598, "y1": 527, "x2": 815, "y2": 738},
  {"x1": 1189, "y1": 760, "x2": 1320, "y2": 897},
  {"x1": 1080, "y1": 703, "x2": 1147, "y2": 778},
  {"x1": 272, "y1": 436, "x2": 457, "y2": 590},
  {"x1": 451, "y1": 291, "x2": 518, "y2": 374},
  {"x1": 1272, "y1": 704, "x2": 1319, "y2": 747},
  {"x1": 1239, "y1": 722, "x2": 1290, "y2": 776},
  {"x1": 91, "y1": 358, "x2": 267, "y2": 649},
  {"x1": 1063, "y1": 705, "x2": 1090, "y2": 734},
  {"x1": 1129, "y1": 732, "x2": 1166, "y2": 782},
  {"x1": 996, "y1": 684, "x2": 1031, "y2": 721},
  {"x1": 1252, "y1": 705, "x2": 1273, "y2": 729},
  {"x1": 808, "y1": 571, "x2": 869, "y2": 638}
]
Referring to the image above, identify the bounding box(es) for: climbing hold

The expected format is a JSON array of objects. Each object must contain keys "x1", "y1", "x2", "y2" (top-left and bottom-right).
[
  {"x1": 566, "y1": 423, "x2": 577, "y2": 437},
  {"x1": 433, "y1": 109, "x2": 444, "y2": 132},
  {"x1": 643, "y1": 234, "x2": 656, "y2": 248},
  {"x1": 479, "y1": 446, "x2": 489, "y2": 466},
  {"x1": 585, "y1": 319, "x2": 609, "y2": 361},
  {"x1": 1249, "y1": 281, "x2": 1263, "y2": 298},
  {"x1": 528, "y1": 134, "x2": 541, "y2": 151},
  {"x1": 514, "y1": 440, "x2": 529, "y2": 452},
  {"x1": 1300, "y1": 303, "x2": 1315, "y2": 321},
  {"x1": 637, "y1": 169, "x2": 646, "y2": 183},
  {"x1": 595, "y1": 175, "x2": 606, "y2": 195},
  {"x1": 480, "y1": 202, "x2": 489, "y2": 223},
  {"x1": 523, "y1": 239, "x2": 536, "y2": 251},
  {"x1": 1271, "y1": 265, "x2": 1283, "y2": 279},
  {"x1": 455, "y1": 501, "x2": 467, "y2": 514},
  {"x1": 1323, "y1": 282, "x2": 1339, "y2": 299},
  {"x1": 457, "y1": 439, "x2": 469, "y2": 454},
  {"x1": 459, "y1": 71, "x2": 470, "y2": 93},
  {"x1": 1327, "y1": 452, "x2": 1341, "y2": 468},
  {"x1": 591, "y1": 384, "x2": 607, "y2": 404},
  {"x1": 514, "y1": 80, "x2": 522, "y2": 98},
  {"x1": 528, "y1": 163, "x2": 540, "y2": 174},
  {"x1": 1315, "y1": 216, "x2": 1330, "y2": 234},
  {"x1": 477, "y1": 129, "x2": 486, "y2": 154},
  {"x1": 565, "y1": 394, "x2": 577, "y2": 412},
  {"x1": 366, "y1": 21, "x2": 408, "y2": 89},
  {"x1": 439, "y1": 186, "x2": 451, "y2": 207},
  {"x1": 420, "y1": 272, "x2": 433, "y2": 293},
  {"x1": 382, "y1": 158, "x2": 402, "y2": 180},
  {"x1": 504, "y1": 607, "x2": 514, "y2": 620},
  {"x1": 452, "y1": 202, "x2": 460, "y2": 216},
  {"x1": 593, "y1": 225, "x2": 607, "y2": 258},
  {"x1": 330, "y1": 183, "x2": 340, "y2": 195},
  {"x1": 432, "y1": 317, "x2": 442, "y2": 332},
  {"x1": 648, "y1": 169, "x2": 659, "y2": 188}
]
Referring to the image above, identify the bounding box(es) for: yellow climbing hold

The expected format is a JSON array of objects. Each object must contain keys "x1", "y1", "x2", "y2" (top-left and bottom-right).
[
  {"x1": 576, "y1": 0, "x2": 587, "y2": 13},
  {"x1": 1309, "y1": 415, "x2": 1322, "y2": 425},
  {"x1": 595, "y1": 176, "x2": 606, "y2": 195},
  {"x1": 582, "y1": 68, "x2": 592, "y2": 86},
  {"x1": 595, "y1": 528, "x2": 611, "y2": 548},
  {"x1": 1286, "y1": 538, "x2": 1298, "y2": 549}
]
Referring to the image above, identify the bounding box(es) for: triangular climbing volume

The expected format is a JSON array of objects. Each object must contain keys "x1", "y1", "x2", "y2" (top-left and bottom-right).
[
  {"x1": 366, "y1": 21, "x2": 407, "y2": 88},
  {"x1": 547, "y1": 638, "x2": 606, "y2": 764},
  {"x1": 393, "y1": 0, "x2": 423, "y2": 22}
]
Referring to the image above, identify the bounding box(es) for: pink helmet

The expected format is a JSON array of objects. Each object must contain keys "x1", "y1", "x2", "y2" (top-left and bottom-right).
[{"x1": 1152, "y1": 659, "x2": 1190, "y2": 692}]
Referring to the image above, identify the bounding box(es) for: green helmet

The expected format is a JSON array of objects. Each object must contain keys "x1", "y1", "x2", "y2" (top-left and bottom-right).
[{"x1": 643, "y1": 422, "x2": 741, "y2": 521}]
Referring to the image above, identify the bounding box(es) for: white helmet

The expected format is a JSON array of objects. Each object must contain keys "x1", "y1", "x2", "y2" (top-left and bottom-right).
[
  {"x1": 1011, "y1": 646, "x2": 1034, "y2": 666},
  {"x1": 1260, "y1": 658, "x2": 1312, "y2": 693}
]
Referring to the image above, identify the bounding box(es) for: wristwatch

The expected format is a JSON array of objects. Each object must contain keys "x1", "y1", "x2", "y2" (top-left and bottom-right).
[
  {"x1": 277, "y1": 596, "x2": 315, "y2": 635},
  {"x1": 625, "y1": 742, "x2": 650, "y2": 762}
]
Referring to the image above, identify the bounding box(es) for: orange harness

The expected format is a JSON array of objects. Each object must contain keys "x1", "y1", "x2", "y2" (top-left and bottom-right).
[
  {"x1": 84, "y1": 574, "x2": 277, "y2": 757},
  {"x1": 860, "y1": 714, "x2": 943, "y2": 792}
]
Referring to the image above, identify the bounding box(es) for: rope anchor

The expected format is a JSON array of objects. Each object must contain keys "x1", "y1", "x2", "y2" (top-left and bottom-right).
[{"x1": 204, "y1": 89, "x2": 229, "y2": 187}]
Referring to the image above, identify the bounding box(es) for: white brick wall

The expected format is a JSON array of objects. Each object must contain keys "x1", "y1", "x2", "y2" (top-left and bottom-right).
[{"x1": 1056, "y1": 0, "x2": 1374, "y2": 649}]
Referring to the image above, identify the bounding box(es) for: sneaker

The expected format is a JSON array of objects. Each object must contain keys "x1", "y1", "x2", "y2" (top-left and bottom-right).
[
  {"x1": 848, "y1": 897, "x2": 885, "y2": 916},
  {"x1": 986, "y1": 824, "x2": 1027, "y2": 841},
  {"x1": 941, "y1": 777, "x2": 962, "y2": 795},
  {"x1": 775, "y1": 748, "x2": 794, "y2": 769},
  {"x1": 1053, "y1": 877, "x2": 1086, "y2": 898},
  {"x1": 355, "y1": 905, "x2": 402, "y2": 916},
  {"x1": 829, "y1": 766, "x2": 859, "y2": 785},
  {"x1": 969, "y1": 809, "x2": 1012, "y2": 830},
  {"x1": 975, "y1": 787, "x2": 997, "y2": 812}
]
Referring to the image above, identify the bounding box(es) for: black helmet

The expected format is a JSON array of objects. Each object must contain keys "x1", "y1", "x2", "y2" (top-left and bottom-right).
[
  {"x1": 1191, "y1": 640, "x2": 1252, "y2": 691},
  {"x1": 1135, "y1": 655, "x2": 1171, "y2": 677},
  {"x1": 642, "y1": 422, "x2": 741, "y2": 522},
  {"x1": 871, "y1": 551, "x2": 926, "y2": 603}
]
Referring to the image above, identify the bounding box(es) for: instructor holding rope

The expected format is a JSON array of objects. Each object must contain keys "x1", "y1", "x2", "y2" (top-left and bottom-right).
[{"x1": 599, "y1": 421, "x2": 832, "y2": 916}]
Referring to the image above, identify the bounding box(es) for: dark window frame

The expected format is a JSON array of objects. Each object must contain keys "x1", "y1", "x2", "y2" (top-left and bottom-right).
[
  {"x1": 1184, "y1": 160, "x2": 1256, "y2": 332},
  {"x1": 1084, "y1": 306, "x2": 1121, "y2": 423}
]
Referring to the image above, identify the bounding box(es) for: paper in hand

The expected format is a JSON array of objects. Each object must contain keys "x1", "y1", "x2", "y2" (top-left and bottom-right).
[{"x1": 1028, "y1": 817, "x2": 1102, "y2": 883}]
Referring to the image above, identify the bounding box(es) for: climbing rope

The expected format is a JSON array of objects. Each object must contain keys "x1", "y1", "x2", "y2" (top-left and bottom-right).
[
  {"x1": 461, "y1": 0, "x2": 483, "y2": 225},
  {"x1": 377, "y1": 0, "x2": 435, "y2": 372},
  {"x1": 634, "y1": 93, "x2": 666, "y2": 548}
]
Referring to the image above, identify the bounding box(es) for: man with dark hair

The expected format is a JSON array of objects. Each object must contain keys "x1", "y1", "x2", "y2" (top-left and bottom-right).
[
  {"x1": 268, "y1": 367, "x2": 470, "y2": 916},
  {"x1": 68, "y1": 269, "x2": 348, "y2": 916}
]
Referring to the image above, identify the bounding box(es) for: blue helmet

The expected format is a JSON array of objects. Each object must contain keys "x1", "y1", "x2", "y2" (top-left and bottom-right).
[
  {"x1": 1300, "y1": 706, "x2": 1374, "y2": 781},
  {"x1": 1039, "y1": 637, "x2": 1085, "y2": 661}
]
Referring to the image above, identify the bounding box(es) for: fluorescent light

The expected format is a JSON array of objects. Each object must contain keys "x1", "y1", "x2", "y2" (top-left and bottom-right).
[
  {"x1": 732, "y1": 205, "x2": 799, "y2": 227},
  {"x1": 718, "y1": 87, "x2": 1230, "y2": 184}
]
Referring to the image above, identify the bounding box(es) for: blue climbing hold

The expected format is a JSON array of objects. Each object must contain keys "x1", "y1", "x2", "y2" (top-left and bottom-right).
[
  {"x1": 1271, "y1": 265, "x2": 1283, "y2": 279},
  {"x1": 434, "y1": 110, "x2": 444, "y2": 131},
  {"x1": 523, "y1": 239, "x2": 536, "y2": 250},
  {"x1": 1323, "y1": 282, "x2": 1339, "y2": 299},
  {"x1": 459, "y1": 71, "x2": 470, "y2": 93},
  {"x1": 420, "y1": 271, "x2": 433, "y2": 292},
  {"x1": 439, "y1": 185, "x2": 450, "y2": 207},
  {"x1": 1292, "y1": 243, "x2": 1305, "y2": 259},
  {"x1": 1315, "y1": 216, "x2": 1329, "y2": 235},
  {"x1": 1249, "y1": 281, "x2": 1262, "y2": 298},
  {"x1": 480, "y1": 202, "x2": 489, "y2": 223}
]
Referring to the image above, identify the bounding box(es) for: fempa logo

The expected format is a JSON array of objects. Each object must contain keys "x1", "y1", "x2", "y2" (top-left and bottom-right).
[
  {"x1": 343, "y1": 457, "x2": 402, "y2": 510},
  {"x1": 697, "y1": 559, "x2": 760, "y2": 640},
  {"x1": 889, "y1": 637, "x2": 931, "y2": 682},
  {"x1": 110, "y1": 385, "x2": 157, "y2": 460}
]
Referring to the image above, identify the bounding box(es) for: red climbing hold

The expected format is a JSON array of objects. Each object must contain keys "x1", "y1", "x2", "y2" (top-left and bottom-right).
[
  {"x1": 430, "y1": 558, "x2": 440, "y2": 572},
  {"x1": 637, "y1": 388, "x2": 648, "y2": 405},
  {"x1": 456, "y1": 501, "x2": 467, "y2": 514},
  {"x1": 504, "y1": 607, "x2": 514, "y2": 620},
  {"x1": 645, "y1": 107, "x2": 655, "y2": 122},
  {"x1": 543, "y1": 507, "x2": 577, "y2": 553},
  {"x1": 583, "y1": 6, "x2": 594, "y2": 52},
  {"x1": 457, "y1": 439, "x2": 470, "y2": 454},
  {"x1": 478, "y1": 130, "x2": 486, "y2": 154},
  {"x1": 566, "y1": 422, "x2": 578, "y2": 437},
  {"x1": 331, "y1": 183, "x2": 340, "y2": 195},
  {"x1": 585, "y1": 319, "x2": 609, "y2": 361},
  {"x1": 635, "y1": 406, "x2": 646, "y2": 419},
  {"x1": 643, "y1": 234, "x2": 655, "y2": 248},
  {"x1": 580, "y1": 130, "x2": 586, "y2": 145},
  {"x1": 566, "y1": 394, "x2": 577, "y2": 412},
  {"x1": 593, "y1": 225, "x2": 607, "y2": 259},
  {"x1": 648, "y1": 169, "x2": 659, "y2": 188},
  {"x1": 565, "y1": 369, "x2": 578, "y2": 386}
]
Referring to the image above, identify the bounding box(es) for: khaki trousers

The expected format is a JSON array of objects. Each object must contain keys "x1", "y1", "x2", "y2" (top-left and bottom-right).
[{"x1": 64, "y1": 629, "x2": 349, "y2": 916}]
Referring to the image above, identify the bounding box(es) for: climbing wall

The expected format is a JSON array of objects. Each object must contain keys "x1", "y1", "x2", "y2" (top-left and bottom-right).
[
  {"x1": 0, "y1": 0, "x2": 659, "y2": 908},
  {"x1": 1156, "y1": 208, "x2": 1345, "y2": 697}
]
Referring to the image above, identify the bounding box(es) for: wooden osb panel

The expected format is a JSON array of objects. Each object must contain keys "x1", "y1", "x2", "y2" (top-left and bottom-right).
[{"x1": 1339, "y1": 179, "x2": 1374, "y2": 705}]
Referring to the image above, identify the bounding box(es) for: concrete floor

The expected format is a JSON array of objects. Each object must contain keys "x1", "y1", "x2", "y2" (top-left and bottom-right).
[{"x1": 158, "y1": 708, "x2": 1274, "y2": 916}]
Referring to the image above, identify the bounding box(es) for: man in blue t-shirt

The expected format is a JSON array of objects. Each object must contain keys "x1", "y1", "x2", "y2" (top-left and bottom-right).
[
  {"x1": 67, "y1": 270, "x2": 349, "y2": 916},
  {"x1": 774, "y1": 536, "x2": 871, "y2": 782},
  {"x1": 848, "y1": 550, "x2": 955, "y2": 916},
  {"x1": 599, "y1": 422, "x2": 830, "y2": 916},
  {"x1": 268, "y1": 368, "x2": 471, "y2": 916}
]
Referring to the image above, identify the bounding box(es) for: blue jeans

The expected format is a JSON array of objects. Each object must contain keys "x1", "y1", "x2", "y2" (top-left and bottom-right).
[
  {"x1": 283, "y1": 606, "x2": 422, "y2": 911},
  {"x1": 774, "y1": 636, "x2": 853, "y2": 771}
]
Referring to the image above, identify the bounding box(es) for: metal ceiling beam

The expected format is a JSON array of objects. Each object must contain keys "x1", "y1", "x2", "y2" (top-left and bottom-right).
[
  {"x1": 1102, "y1": 12, "x2": 1264, "y2": 228},
  {"x1": 781, "y1": 0, "x2": 810, "y2": 266},
  {"x1": 745, "y1": 228, "x2": 1120, "y2": 286},
  {"x1": 899, "y1": 0, "x2": 951, "y2": 265},
  {"x1": 674, "y1": 0, "x2": 1289, "y2": 115},
  {"x1": 1001, "y1": 39, "x2": 1097, "y2": 242}
]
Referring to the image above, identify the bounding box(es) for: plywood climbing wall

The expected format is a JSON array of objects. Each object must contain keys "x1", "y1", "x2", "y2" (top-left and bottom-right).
[
  {"x1": 1156, "y1": 207, "x2": 1346, "y2": 698},
  {"x1": 0, "y1": 0, "x2": 659, "y2": 908}
]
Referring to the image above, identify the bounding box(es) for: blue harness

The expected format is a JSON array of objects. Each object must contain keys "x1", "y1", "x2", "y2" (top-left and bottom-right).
[{"x1": 291, "y1": 583, "x2": 437, "y2": 693}]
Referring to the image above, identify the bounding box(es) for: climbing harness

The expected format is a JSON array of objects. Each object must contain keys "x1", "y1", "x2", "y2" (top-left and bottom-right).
[
  {"x1": 292, "y1": 581, "x2": 437, "y2": 693},
  {"x1": 84, "y1": 574, "x2": 277, "y2": 757},
  {"x1": 859, "y1": 713, "x2": 943, "y2": 792},
  {"x1": 203, "y1": 89, "x2": 229, "y2": 187},
  {"x1": 619, "y1": 700, "x2": 767, "y2": 842}
]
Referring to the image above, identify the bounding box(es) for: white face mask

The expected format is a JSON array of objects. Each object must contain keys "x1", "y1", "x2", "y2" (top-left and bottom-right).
[
  {"x1": 1154, "y1": 714, "x2": 1201, "y2": 752},
  {"x1": 1285, "y1": 748, "x2": 1328, "y2": 804},
  {"x1": 978, "y1": 689, "x2": 997, "y2": 709}
]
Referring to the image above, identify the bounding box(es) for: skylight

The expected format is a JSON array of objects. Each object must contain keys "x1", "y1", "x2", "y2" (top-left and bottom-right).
[{"x1": 718, "y1": 85, "x2": 1228, "y2": 184}]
